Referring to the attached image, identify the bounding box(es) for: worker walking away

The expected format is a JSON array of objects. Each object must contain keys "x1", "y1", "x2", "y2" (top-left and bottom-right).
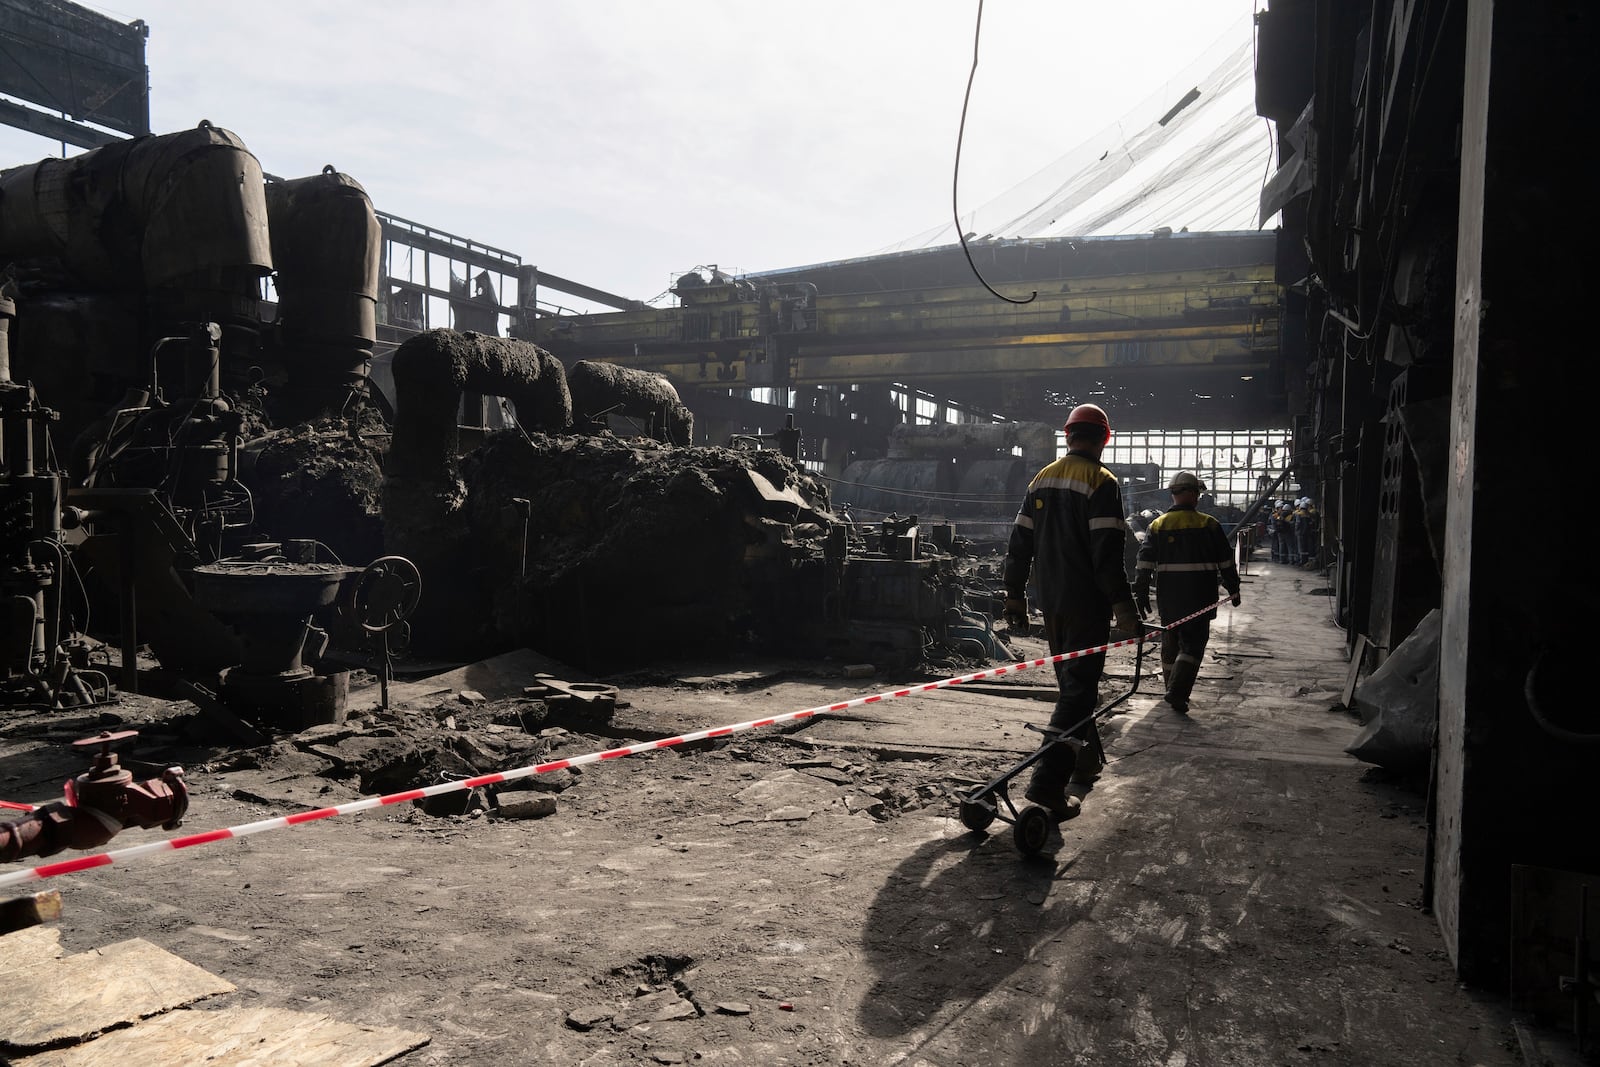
[
  {"x1": 1133, "y1": 471, "x2": 1242, "y2": 715},
  {"x1": 1002, "y1": 403, "x2": 1141, "y2": 821}
]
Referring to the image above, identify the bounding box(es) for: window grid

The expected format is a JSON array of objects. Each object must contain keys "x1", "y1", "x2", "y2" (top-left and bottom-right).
[{"x1": 1058, "y1": 428, "x2": 1293, "y2": 509}]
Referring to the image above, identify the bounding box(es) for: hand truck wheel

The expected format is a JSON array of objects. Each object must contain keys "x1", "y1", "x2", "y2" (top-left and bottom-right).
[
  {"x1": 958, "y1": 798, "x2": 997, "y2": 833},
  {"x1": 1013, "y1": 804, "x2": 1053, "y2": 856}
]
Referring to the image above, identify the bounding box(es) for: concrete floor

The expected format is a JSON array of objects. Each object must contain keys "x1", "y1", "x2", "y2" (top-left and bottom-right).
[{"x1": 0, "y1": 552, "x2": 1556, "y2": 1065}]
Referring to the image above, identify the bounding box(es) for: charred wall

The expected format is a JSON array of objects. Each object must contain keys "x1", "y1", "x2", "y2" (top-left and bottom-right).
[{"x1": 1259, "y1": 0, "x2": 1596, "y2": 989}]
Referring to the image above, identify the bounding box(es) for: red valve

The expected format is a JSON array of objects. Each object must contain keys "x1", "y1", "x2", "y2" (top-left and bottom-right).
[{"x1": 0, "y1": 731, "x2": 189, "y2": 863}]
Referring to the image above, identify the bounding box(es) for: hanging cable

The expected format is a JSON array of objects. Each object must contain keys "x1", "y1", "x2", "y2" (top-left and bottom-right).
[{"x1": 953, "y1": 0, "x2": 1036, "y2": 305}]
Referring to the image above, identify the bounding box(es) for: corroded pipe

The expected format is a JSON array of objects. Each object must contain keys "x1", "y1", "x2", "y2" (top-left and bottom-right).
[
  {"x1": 568, "y1": 359, "x2": 693, "y2": 444},
  {"x1": 385, "y1": 329, "x2": 571, "y2": 491},
  {"x1": 263, "y1": 166, "x2": 382, "y2": 417},
  {"x1": 0, "y1": 121, "x2": 272, "y2": 312}
]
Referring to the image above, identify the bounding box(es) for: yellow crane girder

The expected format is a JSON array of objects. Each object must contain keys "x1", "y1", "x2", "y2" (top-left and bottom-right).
[{"x1": 525, "y1": 253, "x2": 1281, "y2": 391}]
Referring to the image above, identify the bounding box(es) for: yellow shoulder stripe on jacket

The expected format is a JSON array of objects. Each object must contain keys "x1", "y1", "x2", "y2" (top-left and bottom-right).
[
  {"x1": 1150, "y1": 509, "x2": 1216, "y2": 533},
  {"x1": 1030, "y1": 455, "x2": 1116, "y2": 495}
]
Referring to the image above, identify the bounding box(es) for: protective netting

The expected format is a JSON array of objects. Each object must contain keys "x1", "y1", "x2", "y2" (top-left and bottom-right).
[{"x1": 881, "y1": 14, "x2": 1271, "y2": 252}]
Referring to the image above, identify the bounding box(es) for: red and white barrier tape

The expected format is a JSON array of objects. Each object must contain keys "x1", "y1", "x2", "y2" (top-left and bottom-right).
[{"x1": 0, "y1": 599, "x2": 1228, "y2": 888}]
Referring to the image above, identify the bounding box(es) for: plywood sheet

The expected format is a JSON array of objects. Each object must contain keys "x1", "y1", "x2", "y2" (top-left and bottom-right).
[
  {"x1": 14, "y1": 1006, "x2": 429, "y2": 1067},
  {"x1": 1, "y1": 938, "x2": 233, "y2": 1051},
  {"x1": 0, "y1": 925, "x2": 63, "y2": 976}
]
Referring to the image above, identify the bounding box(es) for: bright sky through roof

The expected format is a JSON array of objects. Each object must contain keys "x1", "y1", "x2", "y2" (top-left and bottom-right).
[{"x1": 1, "y1": 1, "x2": 1265, "y2": 309}]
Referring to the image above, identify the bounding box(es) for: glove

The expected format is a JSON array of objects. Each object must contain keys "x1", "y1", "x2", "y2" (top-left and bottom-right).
[
  {"x1": 1110, "y1": 600, "x2": 1140, "y2": 639},
  {"x1": 1003, "y1": 597, "x2": 1028, "y2": 629},
  {"x1": 1135, "y1": 593, "x2": 1152, "y2": 617},
  {"x1": 1230, "y1": 592, "x2": 1242, "y2": 607}
]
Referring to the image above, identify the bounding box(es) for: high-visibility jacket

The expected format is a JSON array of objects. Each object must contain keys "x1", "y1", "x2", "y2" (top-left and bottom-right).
[
  {"x1": 1004, "y1": 451, "x2": 1132, "y2": 619},
  {"x1": 1133, "y1": 503, "x2": 1241, "y2": 621}
]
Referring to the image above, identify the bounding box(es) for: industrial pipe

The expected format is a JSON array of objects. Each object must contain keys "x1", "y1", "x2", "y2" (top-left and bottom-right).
[
  {"x1": 384, "y1": 329, "x2": 572, "y2": 494},
  {"x1": 0, "y1": 732, "x2": 187, "y2": 863},
  {"x1": 0, "y1": 121, "x2": 271, "y2": 316},
  {"x1": 263, "y1": 166, "x2": 382, "y2": 419}
]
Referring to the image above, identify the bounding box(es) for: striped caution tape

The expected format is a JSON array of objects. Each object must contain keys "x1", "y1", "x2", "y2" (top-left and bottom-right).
[{"x1": 0, "y1": 599, "x2": 1230, "y2": 888}]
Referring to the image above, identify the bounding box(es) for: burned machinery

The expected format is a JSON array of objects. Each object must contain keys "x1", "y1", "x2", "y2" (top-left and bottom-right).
[
  {"x1": 0, "y1": 124, "x2": 397, "y2": 727},
  {"x1": 3, "y1": 121, "x2": 1029, "y2": 740},
  {"x1": 839, "y1": 421, "x2": 1057, "y2": 533},
  {"x1": 821, "y1": 513, "x2": 1010, "y2": 666}
]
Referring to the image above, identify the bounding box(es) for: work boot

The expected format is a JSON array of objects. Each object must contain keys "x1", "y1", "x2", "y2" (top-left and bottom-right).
[
  {"x1": 1166, "y1": 656, "x2": 1201, "y2": 716},
  {"x1": 1069, "y1": 748, "x2": 1103, "y2": 785},
  {"x1": 1023, "y1": 745, "x2": 1081, "y2": 820},
  {"x1": 1023, "y1": 777, "x2": 1082, "y2": 822}
]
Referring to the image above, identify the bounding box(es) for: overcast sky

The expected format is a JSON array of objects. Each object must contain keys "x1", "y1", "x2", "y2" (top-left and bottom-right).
[{"x1": 3, "y1": 1, "x2": 1260, "y2": 306}]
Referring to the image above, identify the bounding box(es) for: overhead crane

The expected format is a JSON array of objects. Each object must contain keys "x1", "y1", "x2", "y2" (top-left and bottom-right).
[{"x1": 517, "y1": 230, "x2": 1287, "y2": 431}]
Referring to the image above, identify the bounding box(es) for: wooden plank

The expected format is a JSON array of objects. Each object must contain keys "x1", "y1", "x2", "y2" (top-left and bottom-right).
[
  {"x1": 0, "y1": 925, "x2": 63, "y2": 975},
  {"x1": 0, "y1": 891, "x2": 63, "y2": 936},
  {"x1": 0, "y1": 939, "x2": 233, "y2": 1051},
  {"x1": 14, "y1": 1006, "x2": 429, "y2": 1067}
]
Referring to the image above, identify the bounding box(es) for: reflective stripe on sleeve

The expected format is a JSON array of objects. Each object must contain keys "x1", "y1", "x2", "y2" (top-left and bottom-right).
[
  {"x1": 1088, "y1": 516, "x2": 1125, "y2": 531},
  {"x1": 1154, "y1": 561, "x2": 1226, "y2": 572},
  {"x1": 1014, "y1": 513, "x2": 1035, "y2": 530}
]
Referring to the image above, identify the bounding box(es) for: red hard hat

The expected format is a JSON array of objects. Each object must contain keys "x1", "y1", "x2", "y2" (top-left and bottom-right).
[{"x1": 1063, "y1": 403, "x2": 1111, "y2": 444}]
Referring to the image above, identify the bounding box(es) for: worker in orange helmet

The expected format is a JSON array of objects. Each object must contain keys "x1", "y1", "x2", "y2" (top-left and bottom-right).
[{"x1": 1002, "y1": 402, "x2": 1141, "y2": 821}]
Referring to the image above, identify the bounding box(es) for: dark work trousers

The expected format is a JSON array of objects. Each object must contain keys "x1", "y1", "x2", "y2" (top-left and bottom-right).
[
  {"x1": 1032, "y1": 612, "x2": 1109, "y2": 788},
  {"x1": 1160, "y1": 616, "x2": 1213, "y2": 701}
]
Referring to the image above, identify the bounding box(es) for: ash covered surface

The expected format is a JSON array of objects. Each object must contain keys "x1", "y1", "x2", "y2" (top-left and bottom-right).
[
  {"x1": 427, "y1": 431, "x2": 832, "y2": 670},
  {"x1": 267, "y1": 696, "x2": 558, "y2": 799},
  {"x1": 242, "y1": 413, "x2": 386, "y2": 564}
]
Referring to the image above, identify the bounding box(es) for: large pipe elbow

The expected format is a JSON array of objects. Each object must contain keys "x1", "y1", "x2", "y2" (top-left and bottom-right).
[
  {"x1": 386, "y1": 329, "x2": 571, "y2": 486},
  {"x1": 568, "y1": 359, "x2": 693, "y2": 443},
  {"x1": 382, "y1": 329, "x2": 572, "y2": 573},
  {"x1": 264, "y1": 167, "x2": 382, "y2": 416},
  {"x1": 125, "y1": 123, "x2": 274, "y2": 292},
  {"x1": 0, "y1": 122, "x2": 272, "y2": 294}
]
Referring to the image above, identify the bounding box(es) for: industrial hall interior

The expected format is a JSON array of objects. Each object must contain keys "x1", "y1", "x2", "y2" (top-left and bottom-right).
[{"x1": 0, "y1": 0, "x2": 1593, "y2": 1064}]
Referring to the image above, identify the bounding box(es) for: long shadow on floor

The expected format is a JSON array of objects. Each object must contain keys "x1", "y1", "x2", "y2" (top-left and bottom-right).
[{"x1": 856, "y1": 822, "x2": 1090, "y2": 1039}]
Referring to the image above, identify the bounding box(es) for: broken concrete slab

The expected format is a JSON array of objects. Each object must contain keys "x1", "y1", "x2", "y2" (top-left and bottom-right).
[
  {"x1": 496, "y1": 794, "x2": 557, "y2": 819},
  {"x1": 612, "y1": 989, "x2": 698, "y2": 1030},
  {"x1": 565, "y1": 1005, "x2": 614, "y2": 1031},
  {"x1": 350, "y1": 647, "x2": 593, "y2": 711},
  {"x1": 764, "y1": 806, "x2": 813, "y2": 822}
]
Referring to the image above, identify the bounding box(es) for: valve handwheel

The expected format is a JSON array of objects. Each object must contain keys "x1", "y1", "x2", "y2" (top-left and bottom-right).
[{"x1": 348, "y1": 555, "x2": 422, "y2": 633}]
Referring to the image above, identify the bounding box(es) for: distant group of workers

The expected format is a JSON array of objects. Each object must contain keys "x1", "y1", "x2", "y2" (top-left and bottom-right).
[
  {"x1": 1265, "y1": 497, "x2": 1319, "y2": 567},
  {"x1": 999, "y1": 403, "x2": 1240, "y2": 824}
]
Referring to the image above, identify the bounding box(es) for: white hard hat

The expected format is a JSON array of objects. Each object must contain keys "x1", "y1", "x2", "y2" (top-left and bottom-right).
[{"x1": 1167, "y1": 470, "x2": 1205, "y2": 493}]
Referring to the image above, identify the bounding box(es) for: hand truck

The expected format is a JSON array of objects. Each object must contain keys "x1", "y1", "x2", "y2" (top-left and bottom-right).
[{"x1": 955, "y1": 621, "x2": 1160, "y2": 856}]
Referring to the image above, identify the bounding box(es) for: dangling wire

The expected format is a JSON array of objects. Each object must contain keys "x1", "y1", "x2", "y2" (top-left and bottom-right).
[{"x1": 953, "y1": 0, "x2": 1036, "y2": 305}]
